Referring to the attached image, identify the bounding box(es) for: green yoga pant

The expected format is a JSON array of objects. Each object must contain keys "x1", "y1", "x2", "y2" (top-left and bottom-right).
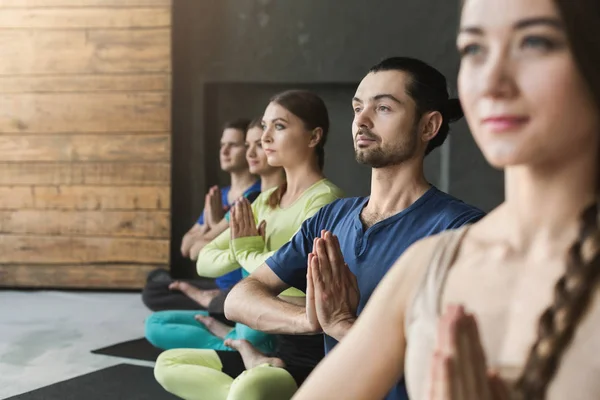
[
  {"x1": 145, "y1": 310, "x2": 275, "y2": 353},
  {"x1": 154, "y1": 348, "x2": 298, "y2": 400}
]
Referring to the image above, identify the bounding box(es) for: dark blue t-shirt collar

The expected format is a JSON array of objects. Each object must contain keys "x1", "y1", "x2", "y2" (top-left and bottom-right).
[{"x1": 352, "y1": 185, "x2": 439, "y2": 234}]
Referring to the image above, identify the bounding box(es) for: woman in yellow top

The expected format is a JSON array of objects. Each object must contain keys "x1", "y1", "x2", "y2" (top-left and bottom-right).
[{"x1": 151, "y1": 90, "x2": 344, "y2": 400}]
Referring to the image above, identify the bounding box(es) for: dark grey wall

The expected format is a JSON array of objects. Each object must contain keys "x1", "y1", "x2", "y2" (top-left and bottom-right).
[{"x1": 171, "y1": 0, "x2": 503, "y2": 277}]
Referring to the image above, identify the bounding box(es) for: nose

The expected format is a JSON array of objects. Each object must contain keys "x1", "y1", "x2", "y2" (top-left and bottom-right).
[
  {"x1": 261, "y1": 127, "x2": 273, "y2": 144},
  {"x1": 479, "y1": 48, "x2": 518, "y2": 99},
  {"x1": 246, "y1": 144, "x2": 256, "y2": 159},
  {"x1": 353, "y1": 108, "x2": 373, "y2": 131},
  {"x1": 221, "y1": 144, "x2": 231, "y2": 156}
]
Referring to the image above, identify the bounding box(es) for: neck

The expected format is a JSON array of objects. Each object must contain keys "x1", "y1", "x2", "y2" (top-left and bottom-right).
[
  {"x1": 230, "y1": 169, "x2": 257, "y2": 191},
  {"x1": 283, "y1": 161, "x2": 324, "y2": 197},
  {"x1": 367, "y1": 156, "x2": 431, "y2": 214},
  {"x1": 501, "y1": 153, "x2": 597, "y2": 249},
  {"x1": 260, "y1": 170, "x2": 286, "y2": 192}
]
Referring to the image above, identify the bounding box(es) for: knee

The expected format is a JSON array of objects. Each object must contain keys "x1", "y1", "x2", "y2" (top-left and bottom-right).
[
  {"x1": 141, "y1": 287, "x2": 156, "y2": 310},
  {"x1": 154, "y1": 349, "x2": 225, "y2": 387},
  {"x1": 141, "y1": 280, "x2": 166, "y2": 311},
  {"x1": 141, "y1": 284, "x2": 154, "y2": 308},
  {"x1": 228, "y1": 365, "x2": 297, "y2": 400},
  {"x1": 154, "y1": 349, "x2": 184, "y2": 391},
  {"x1": 235, "y1": 324, "x2": 274, "y2": 350},
  {"x1": 144, "y1": 312, "x2": 166, "y2": 348}
]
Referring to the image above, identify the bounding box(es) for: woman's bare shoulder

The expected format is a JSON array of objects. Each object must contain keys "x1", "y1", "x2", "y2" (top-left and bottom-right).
[
  {"x1": 389, "y1": 228, "x2": 468, "y2": 279},
  {"x1": 371, "y1": 228, "x2": 470, "y2": 315}
]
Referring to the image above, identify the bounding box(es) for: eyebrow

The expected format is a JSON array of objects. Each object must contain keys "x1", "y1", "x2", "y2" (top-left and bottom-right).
[
  {"x1": 221, "y1": 140, "x2": 244, "y2": 144},
  {"x1": 269, "y1": 117, "x2": 288, "y2": 123},
  {"x1": 515, "y1": 17, "x2": 563, "y2": 30},
  {"x1": 353, "y1": 94, "x2": 402, "y2": 105},
  {"x1": 459, "y1": 17, "x2": 563, "y2": 35}
]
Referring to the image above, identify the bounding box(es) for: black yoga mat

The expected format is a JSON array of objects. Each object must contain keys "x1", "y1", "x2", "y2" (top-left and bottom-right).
[
  {"x1": 6, "y1": 364, "x2": 178, "y2": 400},
  {"x1": 91, "y1": 338, "x2": 163, "y2": 362}
]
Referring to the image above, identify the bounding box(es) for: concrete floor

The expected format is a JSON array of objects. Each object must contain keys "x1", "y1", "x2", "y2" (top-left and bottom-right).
[{"x1": 0, "y1": 290, "x2": 154, "y2": 399}]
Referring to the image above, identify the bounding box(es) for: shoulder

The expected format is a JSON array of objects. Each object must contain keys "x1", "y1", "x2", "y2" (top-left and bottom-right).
[
  {"x1": 362, "y1": 230, "x2": 466, "y2": 335},
  {"x1": 253, "y1": 186, "x2": 279, "y2": 203},
  {"x1": 385, "y1": 228, "x2": 468, "y2": 295},
  {"x1": 259, "y1": 186, "x2": 279, "y2": 198},
  {"x1": 244, "y1": 181, "x2": 262, "y2": 201},
  {"x1": 249, "y1": 186, "x2": 279, "y2": 212},
  {"x1": 310, "y1": 196, "x2": 365, "y2": 216},
  {"x1": 310, "y1": 179, "x2": 345, "y2": 198},
  {"x1": 425, "y1": 188, "x2": 486, "y2": 224},
  {"x1": 302, "y1": 179, "x2": 346, "y2": 210}
]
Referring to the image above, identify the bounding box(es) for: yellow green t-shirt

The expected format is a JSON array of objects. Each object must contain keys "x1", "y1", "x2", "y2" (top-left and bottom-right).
[{"x1": 196, "y1": 178, "x2": 344, "y2": 296}]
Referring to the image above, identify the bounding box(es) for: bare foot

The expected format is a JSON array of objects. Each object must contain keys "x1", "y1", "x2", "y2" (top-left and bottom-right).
[
  {"x1": 169, "y1": 281, "x2": 221, "y2": 308},
  {"x1": 195, "y1": 315, "x2": 234, "y2": 339},
  {"x1": 224, "y1": 339, "x2": 286, "y2": 370}
]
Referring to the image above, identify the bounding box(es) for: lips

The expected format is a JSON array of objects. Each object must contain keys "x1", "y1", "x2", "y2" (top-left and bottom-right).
[
  {"x1": 482, "y1": 116, "x2": 530, "y2": 133},
  {"x1": 356, "y1": 135, "x2": 377, "y2": 146}
]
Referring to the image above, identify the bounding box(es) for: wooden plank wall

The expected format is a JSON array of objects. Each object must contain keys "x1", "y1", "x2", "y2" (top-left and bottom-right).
[{"x1": 0, "y1": 0, "x2": 172, "y2": 289}]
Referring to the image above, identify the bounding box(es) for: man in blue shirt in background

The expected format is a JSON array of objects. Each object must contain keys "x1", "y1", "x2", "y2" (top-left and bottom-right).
[{"x1": 225, "y1": 57, "x2": 485, "y2": 398}]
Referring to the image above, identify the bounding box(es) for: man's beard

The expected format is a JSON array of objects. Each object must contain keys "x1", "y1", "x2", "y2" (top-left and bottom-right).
[
  {"x1": 221, "y1": 161, "x2": 245, "y2": 173},
  {"x1": 354, "y1": 125, "x2": 419, "y2": 168}
]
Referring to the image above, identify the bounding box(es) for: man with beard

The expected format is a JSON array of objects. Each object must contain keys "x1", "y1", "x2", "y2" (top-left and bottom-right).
[{"x1": 224, "y1": 57, "x2": 485, "y2": 399}]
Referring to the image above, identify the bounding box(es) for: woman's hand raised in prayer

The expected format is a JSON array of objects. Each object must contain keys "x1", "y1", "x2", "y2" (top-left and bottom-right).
[
  {"x1": 230, "y1": 197, "x2": 266, "y2": 240},
  {"x1": 427, "y1": 305, "x2": 511, "y2": 400}
]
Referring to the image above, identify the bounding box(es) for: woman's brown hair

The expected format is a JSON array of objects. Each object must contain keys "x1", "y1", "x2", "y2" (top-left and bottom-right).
[
  {"x1": 507, "y1": 1, "x2": 600, "y2": 398},
  {"x1": 265, "y1": 90, "x2": 329, "y2": 208},
  {"x1": 247, "y1": 116, "x2": 263, "y2": 131}
]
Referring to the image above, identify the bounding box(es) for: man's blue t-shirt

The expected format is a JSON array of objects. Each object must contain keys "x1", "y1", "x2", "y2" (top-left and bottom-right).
[
  {"x1": 266, "y1": 186, "x2": 485, "y2": 400},
  {"x1": 197, "y1": 180, "x2": 262, "y2": 289}
]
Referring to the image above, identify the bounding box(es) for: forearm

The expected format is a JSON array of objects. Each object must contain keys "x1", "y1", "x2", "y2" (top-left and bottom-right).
[
  {"x1": 189, "y1": 239, "x2": 210, "y2": 261},
  {"x1": 224, "y1": 278, "x2": 316, "y2": 335},
  {"x1": 182, "y1": 224, "x2": 208, "y2": 253},
  {"x1": 231, "y1": 236, "x2": 271, "y2": 274},
  {"x1": 203, "y1": 218, "x2": 229, "y2": 241},
  {"x1": 196, "y1": 229, "x2": 239, "y2": 278},
  {"x1": 181, "y1": 232, "x2": 201, "y2": 255},
  {"x1": 196, "y1": 247, "x2": 239, "y2": 278}
]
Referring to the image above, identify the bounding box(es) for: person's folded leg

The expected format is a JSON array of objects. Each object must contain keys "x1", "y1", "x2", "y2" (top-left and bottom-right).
[
  {"x1": 155, "y1": 349, "x2": 233, "y2": 400},
  {"x1": 235, "y1": 323, "x2": 277, "y2": 354},
  {"x1": 142, "y1": 271, "x2": 219, "y2": 312},
  {"x1": 145, "y1": 311, "x2": 276, "y2": 353},
  {"x1": 155, "y1": 349, "x2": 297, "y2": 400},
  {"x1": 228, "y1": 364, "x2": 298, "y2": 400},
  {"x1": 145, "y1": 310, "x2": 232, "y2": 351}
]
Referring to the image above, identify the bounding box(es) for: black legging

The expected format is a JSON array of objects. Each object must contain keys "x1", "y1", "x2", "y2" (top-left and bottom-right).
[{"x1": 141, "y1": 268, "x2": 233, "y2": 325}]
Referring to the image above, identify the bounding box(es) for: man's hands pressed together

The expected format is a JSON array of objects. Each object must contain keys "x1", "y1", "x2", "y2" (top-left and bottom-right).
[
  {"x1": 204, "y1": 185, "x2": 225, "y2": 229},
  {"x1": 306, "y1": 230, "x2": 359, "y2": 341}
]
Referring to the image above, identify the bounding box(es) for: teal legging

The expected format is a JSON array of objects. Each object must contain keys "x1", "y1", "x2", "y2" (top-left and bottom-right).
[{"x1": 145, "y1": 310, "x2": 275, "y2": 353}]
